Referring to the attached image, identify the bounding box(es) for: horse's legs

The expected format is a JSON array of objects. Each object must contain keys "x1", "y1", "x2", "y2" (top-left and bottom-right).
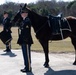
[
  {"x1": 74, "y1": 51, "x2": 76, "y2": 65},
  {"x1": 71, "y1": 37, "x2": 76, "y2": 65},
  {"x1": 39, "y1": 39, "x2": 49, "y2": 67}
]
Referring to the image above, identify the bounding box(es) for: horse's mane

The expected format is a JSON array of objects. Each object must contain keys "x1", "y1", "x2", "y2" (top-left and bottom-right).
[
  {"x1": 65, "y1": 16, "x2": 76, "y2": 20},
  {"x1": 26, "y1": 7, "x2": 48, "y2": 19}
]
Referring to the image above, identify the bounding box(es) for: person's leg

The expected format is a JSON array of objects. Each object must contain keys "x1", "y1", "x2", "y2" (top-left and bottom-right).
[
  {"x1": 26, "y1": 44, "x2": 31, "y2": 69},
  {"x1": 21, "y1": 44, "x2": 31, "y2": 72},
  {"x1": 4, "y1": 42, "x2": 11, "y2": 52}
]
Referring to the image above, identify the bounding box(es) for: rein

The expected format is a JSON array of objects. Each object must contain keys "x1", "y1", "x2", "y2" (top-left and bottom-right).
[{"x1": 35, "y1": 20, "x2": 48, "y2": 34}]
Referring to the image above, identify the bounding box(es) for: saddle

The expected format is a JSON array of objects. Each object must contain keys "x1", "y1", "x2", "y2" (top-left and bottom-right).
[{"x1": 48, "y1": 13, "x2": 71, "y2": 36}]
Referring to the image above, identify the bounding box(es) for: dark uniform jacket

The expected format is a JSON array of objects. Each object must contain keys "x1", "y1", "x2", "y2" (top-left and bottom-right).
[
  {"x1": 17, "y1": 17, "x2": 33, "y2": 45},
  {"x1": 1, "y1": 17, "x2": 12, "y2": 44},
  {"x1": 2, "y1": 17, "x2": 11, "y2": 33}
]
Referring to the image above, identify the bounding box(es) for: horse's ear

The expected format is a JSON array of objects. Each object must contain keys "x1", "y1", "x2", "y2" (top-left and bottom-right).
[
  {"x1": 20, "y1": 5, "x2": 22, "y2": 8},
  {"x1": 24, "y1": 3, "x2": 27, "y2": 7},
  {"x1": 22, "y1": 3, "x2": 27, "y2": 9}
]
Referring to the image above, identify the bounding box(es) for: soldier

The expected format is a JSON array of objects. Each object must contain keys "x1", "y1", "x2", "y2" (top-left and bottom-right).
[
  {"x1": 2, "y1": 11, "x2": 12, "y2": 52},
  {"x1": 17, "y1": 10, "x2": 33, "y2": 72}
]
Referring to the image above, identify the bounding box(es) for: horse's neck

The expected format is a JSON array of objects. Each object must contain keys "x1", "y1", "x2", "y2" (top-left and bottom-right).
[
  {"x1": 28, "y1": 11, "x2": 48, "y2": 32},
  {"x1": 13, "y1": 12, "x2": 22, "y2": 23}
]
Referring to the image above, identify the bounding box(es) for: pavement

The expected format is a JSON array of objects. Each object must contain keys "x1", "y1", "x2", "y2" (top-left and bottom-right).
[{"x1": 0, "y1": 50, "x2": 76, "y2": 75}]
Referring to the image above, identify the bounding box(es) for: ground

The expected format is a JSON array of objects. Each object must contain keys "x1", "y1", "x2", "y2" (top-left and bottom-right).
[
  {"x1": 0, "y1": 26, "x2": 76, "y2": 75},
  {"x1": 0, "y1": 50, "x2": 76, "y2": 75}
]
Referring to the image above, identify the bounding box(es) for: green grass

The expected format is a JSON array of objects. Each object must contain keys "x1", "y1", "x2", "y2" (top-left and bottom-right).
[{"x1": 0, "y1": 26, "x2": 75, "y2": 52}]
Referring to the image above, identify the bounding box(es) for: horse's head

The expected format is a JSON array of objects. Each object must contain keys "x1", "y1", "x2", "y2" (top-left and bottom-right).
[{"x1": 12, "y1": 4, "x2": 27, "y2": 23}]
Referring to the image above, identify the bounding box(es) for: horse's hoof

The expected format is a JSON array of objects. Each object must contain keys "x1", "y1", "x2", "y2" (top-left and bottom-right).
[
  {"x1": 73, "y1": 62, "x2": 76, "y2": 65},
  {"x1": 43, "y1": 63, "x2": 49, "y2": 68}
]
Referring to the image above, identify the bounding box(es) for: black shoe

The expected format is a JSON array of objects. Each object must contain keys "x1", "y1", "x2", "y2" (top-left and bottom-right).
[
  {"x1": 3, "y1": 49, "x2": 11, "y2": 52},
  {"x1": 43, "y1": 63, "x2": 49, "y2": 68},
  {"x1": 21, "y1": 68, "x2": 32, "y2": 73}
]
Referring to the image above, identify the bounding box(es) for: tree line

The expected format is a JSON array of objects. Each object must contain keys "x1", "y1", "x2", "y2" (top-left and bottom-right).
[{"x1": 0, "y1": 0, "x2": 76, "y2": 24}]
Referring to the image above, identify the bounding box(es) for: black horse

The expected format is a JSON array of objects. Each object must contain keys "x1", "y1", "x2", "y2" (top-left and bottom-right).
[{"x1": 12, "y1": 4, "x2": 76, "y2": 67}]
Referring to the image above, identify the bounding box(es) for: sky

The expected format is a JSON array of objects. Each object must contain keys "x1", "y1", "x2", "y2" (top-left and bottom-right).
[{"x1": 0, "y1": 0, "x2": 74, "y2": 5}]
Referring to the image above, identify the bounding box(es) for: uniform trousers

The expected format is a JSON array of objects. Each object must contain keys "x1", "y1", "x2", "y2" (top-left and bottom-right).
[{"x1": 21, "y1": 44, "x2": 31, "y2": 70}]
